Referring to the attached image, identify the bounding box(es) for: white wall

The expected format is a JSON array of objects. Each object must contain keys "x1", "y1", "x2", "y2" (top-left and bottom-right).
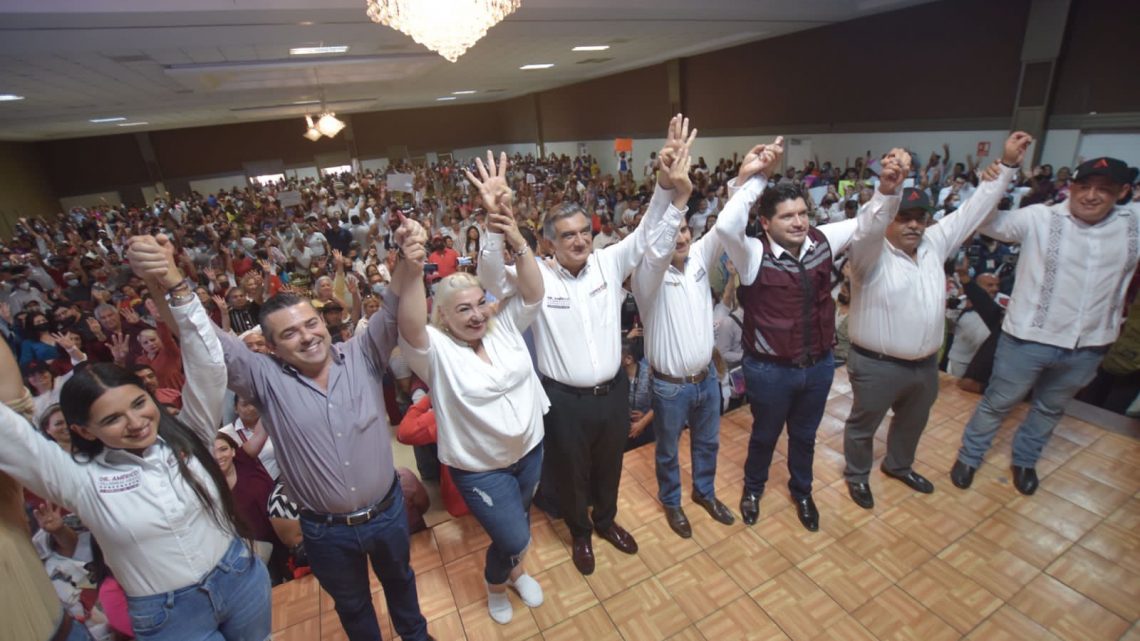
[
  {"x1": 359, "y1": 158, "x2": 389, "y2": 173},
  {"x1": 1038, "y1": 129, "x2": 1081, "y2": 170},
  {"x1": 1077, "y1": 132, "x2": 1140, "y2": 168},
  {"x1": 452, "y1": 143, "x2": 539, "y2": 162},
  {"x1": 189, "y1": 174, "x2": 248, "y2": 195},
  {"x1": 59, "y1": 191, "x2": 121, "y2": 211},
  {"x1": 287, "y1": 166, "x2": 320, "y2": 181}
]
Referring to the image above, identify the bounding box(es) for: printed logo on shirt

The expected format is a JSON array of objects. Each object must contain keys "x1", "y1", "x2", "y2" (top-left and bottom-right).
[
  {"x1": 589, "y1": 282, "x2": 608, "y2": 297},
  {"x1": 693, "y1": 267, "x2": 707, "y2": 283},
  {"x1": 97, "y1": 469, "x2": 141, "y2": 494},
  {"x1": 546, "y1": 296, "x2": 571, "y2": 309}
]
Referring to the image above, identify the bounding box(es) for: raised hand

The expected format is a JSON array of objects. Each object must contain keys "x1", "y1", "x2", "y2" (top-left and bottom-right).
[
  {"x1": 144, "y1": 297, "x2": 159, "y2": 320},
  {"x1": 658, "y1": 114, "x2": 698, "y2": 190},
  {"x1": 107, "y1": 331, "x2": 130, "y2": 362},
  {"x1": 738, "y1": 136, "x2": 785, "y2": 183},
  {"x1": 211, "y1": 294, "x2": 228, "y2": 313},
  {"x1": 464, "y1": 151, "x2": 513, "y2": 215},
  {"x1": 980, "y1": 161, "x2": 1002, "y2": 183},
  {"x1": 50, "y1": 332, "x2": 79, "y2": 354},
  {"x1": 345, "y1": 275, "x2": 359, "y2": 295},
  {"x1": 32, "y1": 502, "x2": 66, "y2": 534},
  {"x1": 393, "y1": 212, "x2": 428, "y2": 265},
  {"x1": 877, "y1": 148, "x2": 911, "y2": 195},
  {"x1": 663, "y1": 144, "x2": 694, "y2": 203},
  {"x1": 1001, "y1": 131, "x2": 1033, "y2": 167},
  {"x1": 120, "y1": 306, "x2": 141, "y2": 326}
]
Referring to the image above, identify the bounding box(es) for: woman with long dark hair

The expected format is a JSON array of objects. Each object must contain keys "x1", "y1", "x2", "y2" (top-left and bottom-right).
[{"x1": 0, "y1": 235, "x2": 271, "y2": 641}]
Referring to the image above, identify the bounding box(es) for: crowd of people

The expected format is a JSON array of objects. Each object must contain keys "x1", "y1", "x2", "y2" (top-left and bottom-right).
[{"x1": 0, "y1": 109, "x2": 1138, "y2": 640}]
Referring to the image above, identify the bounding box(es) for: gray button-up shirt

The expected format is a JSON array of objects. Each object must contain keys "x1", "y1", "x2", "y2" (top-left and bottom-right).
[{"x1": 216, "y1": 290, "x2": 399, "y2": 514}]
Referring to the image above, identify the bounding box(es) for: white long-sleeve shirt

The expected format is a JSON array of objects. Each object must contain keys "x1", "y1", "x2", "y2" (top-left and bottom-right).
[
  {"x1": 633, "y1": 194, "x2": 719, "y2": 378},
  {"x1": 847, "y1": 166, "x2": 1015, "y2": 359},
  {"x1": 981, "y1": 200, "x2": 1140, "y2": 349},
  {"x1": 0, "y1": 296, "x2": 231, "y2": 597},
  {"x1": 479, "y1": 185, "x2": 683, "y2": 387}
]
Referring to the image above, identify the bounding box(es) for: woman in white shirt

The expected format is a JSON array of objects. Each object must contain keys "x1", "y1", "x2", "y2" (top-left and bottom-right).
[
  {"x1": 0, "y1": 236, "x2": 270, "y2": 641},
  {"x1": 396, "y1": 152, "x2": 547, "y2": 625}
]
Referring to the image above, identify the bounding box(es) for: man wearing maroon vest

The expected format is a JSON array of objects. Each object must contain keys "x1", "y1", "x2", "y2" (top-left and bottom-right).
[{"x1": 716, "y1": 138, "x2": 901, "y2": 531}]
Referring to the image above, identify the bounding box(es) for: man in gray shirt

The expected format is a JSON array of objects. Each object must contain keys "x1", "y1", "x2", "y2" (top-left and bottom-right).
[{"x1": 216, "y1": 217, "x2": 434, "y2": 641}]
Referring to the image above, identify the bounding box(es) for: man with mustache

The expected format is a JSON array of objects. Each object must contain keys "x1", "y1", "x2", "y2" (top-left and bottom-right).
[
  {"x1": 953, "y1": 154, "x2": 1140, "y2": 496},
  {"x1": 841, "y1": 132, "x2": 1029, "y2": 510}
]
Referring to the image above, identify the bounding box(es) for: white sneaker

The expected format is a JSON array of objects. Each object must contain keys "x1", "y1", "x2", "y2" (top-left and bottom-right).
[
  {"x1": 507, "y1": 573, "x2": 544, "y2": 608},
  {"x1": 487, "y1": 585, "x2": 513, "y2": 624}
]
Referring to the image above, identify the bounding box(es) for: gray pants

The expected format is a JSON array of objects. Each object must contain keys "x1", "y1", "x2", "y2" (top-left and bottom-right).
[{"x1": 843, "y1": 348, "x2": 940, "y2": 483}]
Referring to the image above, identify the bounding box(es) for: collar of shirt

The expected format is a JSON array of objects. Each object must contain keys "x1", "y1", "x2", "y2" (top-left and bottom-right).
[
  {"x1": 554, "y1": 258, "x2": 593, "y2": 280},
  {"x1": 96, "y1": 437, "x2": 170, "y2": 468},
  {"x1": 766, "y1": 232, "x2": 816, "y2": 261}
]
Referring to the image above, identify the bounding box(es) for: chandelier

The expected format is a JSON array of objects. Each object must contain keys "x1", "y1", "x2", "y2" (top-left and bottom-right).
[
  {"x1": 365, "y1": 0, "x2": 521, "y2": 63},
  {"x1": 302, "y1": 112, "x2": 346, "y2": 141}
]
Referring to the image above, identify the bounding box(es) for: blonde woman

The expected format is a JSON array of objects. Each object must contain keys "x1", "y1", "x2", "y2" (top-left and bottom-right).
[{"x1": 395, "y1": 152, "x2": 547, "y2": 625}]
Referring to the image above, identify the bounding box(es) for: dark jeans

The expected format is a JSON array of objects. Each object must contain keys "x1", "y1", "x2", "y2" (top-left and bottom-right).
[
  {"x1": 742, "y1": 352, "x2": 835, "y2": 499},
  {"x1": 542, "y1": 375, "x2": 630, "y2": 538},
  {"x1": 300, "y1": 486, "x2": 428, "y2": 641},
  {"x1": 450, "y1": 444, "x2": 543, "y2": 584},
  {"x1": 652, "y1": 364, "x2": 721, "y2": 507}
]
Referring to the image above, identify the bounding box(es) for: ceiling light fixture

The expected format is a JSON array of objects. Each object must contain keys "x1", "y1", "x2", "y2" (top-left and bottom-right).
[
  {"x1": 572, "y1": 45, "x2": 609, "y2": 51},
  {"x1": 0, "y1": 94, "x2": 25, "y2": 102},
  {"x1": 117, "y1": 122, "x2": 149, "y2": 127},
  {"x1": 365, "y1": 0, "x2": 521, "y2": 63},
  {"x1": 303, "y1": 115, "x2": 323, "y2": 141},
  {"x1": 436, "y1": 96, "x2": 457, "y2": 101},
  {"x1": 452, "y1": 90, "x2": 477, "y2": 95},
  {"x1": 316, "y1": 112, "x2": 346, "y2": 137},
  {"x1": 289, "y1": 45, "x2": 349, "y2": 55},
  {"x1": 89, "y1": 117, "x2": 127, "y2": 123},
  {"x1": 519, "y1": 63, "x2": 553, "y2": 70}
]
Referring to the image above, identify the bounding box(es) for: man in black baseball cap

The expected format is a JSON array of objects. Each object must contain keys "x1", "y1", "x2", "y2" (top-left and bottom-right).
[{"x1": 1069, "y1": 157, "x2": 1132, "y2": 224}]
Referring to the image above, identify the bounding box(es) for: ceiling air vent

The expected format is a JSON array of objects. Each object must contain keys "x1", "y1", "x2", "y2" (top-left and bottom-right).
[{"x1": 576, "y1": 58, "x2": 613, "y2": 64}]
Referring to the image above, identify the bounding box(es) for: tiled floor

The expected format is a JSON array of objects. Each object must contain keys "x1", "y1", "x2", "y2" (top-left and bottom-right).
[{"x1": 271, "y1": 369, "x2": 1140, "y2": 640}]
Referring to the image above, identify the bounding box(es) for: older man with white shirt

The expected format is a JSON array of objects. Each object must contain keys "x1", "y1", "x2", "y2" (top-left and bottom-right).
[
  {"x1": 841, "y1": 133, "x2": 1030, "y2": 510},
  {"x1": 953, "y1": 155, "x2": 1140, "y2": 496}
]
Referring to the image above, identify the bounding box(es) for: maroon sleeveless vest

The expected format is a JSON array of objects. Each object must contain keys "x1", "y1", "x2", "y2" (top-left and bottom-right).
[{"x1": 737, "y1": 227, "x2": 837, "y2": 363}]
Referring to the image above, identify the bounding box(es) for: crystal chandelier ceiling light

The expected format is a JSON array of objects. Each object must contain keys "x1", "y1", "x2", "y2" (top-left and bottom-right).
[{"x1": 365, "y1": 0, "x2": 521, "y2": 63}]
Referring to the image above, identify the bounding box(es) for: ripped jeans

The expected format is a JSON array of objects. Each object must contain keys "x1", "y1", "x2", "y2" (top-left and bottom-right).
[{"x1": 449, "y1": 443, "x2": 543, "y2": 584}]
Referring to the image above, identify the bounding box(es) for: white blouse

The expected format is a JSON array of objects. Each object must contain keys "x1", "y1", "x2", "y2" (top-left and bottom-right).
[
  {"x1": 0, "y1": 296, "x2": 233, "y2": 597},
  {"x1": 400, "y1": 294, "x2": 549, "y2": 472}
]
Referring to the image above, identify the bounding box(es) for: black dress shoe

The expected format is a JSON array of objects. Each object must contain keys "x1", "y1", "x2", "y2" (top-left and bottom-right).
[
  {"x1": 846, "y1": 481, "x2": 874, "y2": 509},
  {"x1": 571, "y1": 536, "x2": 595, "y2": 575},
  {"x1": 740, "y1": 492, "x2": 760, "y2": 526},
  {"x1": 665, "y1": 506, "x2": 692, "y2": 538},
  {"x1": 692, "y1": 492, "x2": 735, "y2": 525},
  {"x1": 1012, "y1": 466, "x2": 1038, "y2": 495},
  {"x1": 880, "y1": 466, "x2": 935, "y2": 494},
  {"x1": 950, "y1": 460, "x2": 976, "y2": 489},
  {"x1": 794, "y1": 495, "x2": 819, "y2": 532},
  {"x1": 595, "y1": 523, "x2": 638, "y2": 554}
]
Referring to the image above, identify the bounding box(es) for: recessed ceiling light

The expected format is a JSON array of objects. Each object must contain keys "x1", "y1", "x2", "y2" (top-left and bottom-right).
[
  {"x1": 89, "y1": 117, "x2": 126, "y2": 123},
  {"x1": 117, "y1": 121, "x2": 149, "y2": 127},
  {"x1": 0, "y1": 94, "x2": 25, "y2": 102},
  {"x1": 292, "y1": 100, "x2": 320, "y2": 105},
  {"x1": 436, "y1": 96, "x2": 457, "y2": 101},
  {"x1": 452, "y1": 90, "x2": 477, "y2": 95},
  {"x1": 290, "y1": 45, "x2": 349, "y2": 55},
  {"x1": 298, "y1": 21, "x2": 315, "y2": 26},
  {"x1": 572, "y1": 45, "x2": 610, "y2": 51},
  {"x1": 519, "y1": 64, "x2": 554, "y2": 70}
]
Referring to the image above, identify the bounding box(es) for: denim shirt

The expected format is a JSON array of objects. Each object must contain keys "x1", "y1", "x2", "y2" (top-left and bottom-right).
[{"x1": 628, "y1": 358, "x2": 653, "y2": 414}]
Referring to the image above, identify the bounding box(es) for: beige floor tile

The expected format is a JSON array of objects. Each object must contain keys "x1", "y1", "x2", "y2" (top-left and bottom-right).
[
  {"x1": 410, "y1": 528, "x2": 444, "y2": 573},
  {"x1": 851, "y1": 585, "x2": 959, "y2": 641},
  {"x1": 630, "y1": 513, "x2": 705, "y2": 574},
  {"x1": 812, "y1": 483, "x2": 875, "y2": 540},
  {"x1": 964, "y1": 605, "x2": 1065, "y2": 641},
  {"x1": 807, "y1": 614, "x2": 879, "y2": 641},
  {"x1": 665, "y1": 626, "x2": 705, "y2": 641},
  {"x1": 540, "y1": 604, "x2": 622, "y2": 641},
  {"x1": 936, "y1": 531, "x2": 1041, "y2": 601},
  {"x1": 1003, "y1": 488, "x2": 1103, "y2": 541},
  {"x1": 1046, "y1": 544, "x2": 1140, "y2": 621},
  {"x1": 973, "y1": 509, "x2": 1074, "y2": 569},
  {"x1": 427, "y1": 611, "x2": 467, "y2": 641},
  {"x1": 457, "y1": 597, "x2": 541, "y2": 641},
  {"x1": 1084, "y1": 431, "x2": 1140, "y2": 464},
  {"x1": 878, "y1": 493, "x2": 974, "y2": 555},
  {"x1": 530, "y1": 559, "x2": 599, "y2": 631},
  {"x1": 836, "y1": 518, "x2": 932, "y2": 582},
  {"x1": 707, "y1": 528, "x2": 794, "y2": 593},
  {"x1": 896, "y1": 557, "x2": 1002, "y2": 633},
  {"x1": 796, "y1": 542, "x2": 892, "y2": 613},
  {"x1": 583, "y1": 535, "x2": 655, "y2": 601},
  {"x1": 435, "y1": 514, "x2": 493, "y2": 564},
  {"x1": 524, "y1": 519, "x2": 570, "y2": 576},
  {"x1": 416, "y1": 566, "x2": 459, "y2": 622},
  {"x1": 1009, "y1": 573, "x2": 1130, "y2": 641},
  {"x1": 272, "y1": 574, "x2": 321, "y2": 632},
  {"x1": 446, "y1": 550, "x2": 492, "y2": 609},
  {"x1": 752, "y1": 507, "x2": 837, "y2": 565},
  {"x1": 657, "y1": 551, "x2": 745, "y2": 622},
  {"x1": 750, "y1": 568, "x2": 846, "y2": 641},
  {"x1": 1076, "y1": 520, "x2": 1140, "y2": 576},
  {"x1": 602, "y1": 577, "x2": 692, "y2": 641},
  {"x1": 695, "y1": 595, "x2": 789, "y2": 641},
  {"x1": 1046, "y1": 467, "x2": 1133, "y2": 517},
  {"x1": 1061, "y1": 449, "x2": 1140, "y2": 494},
  {"x1": 272, "y1": 617, "x2": 320, "y2": 641}
]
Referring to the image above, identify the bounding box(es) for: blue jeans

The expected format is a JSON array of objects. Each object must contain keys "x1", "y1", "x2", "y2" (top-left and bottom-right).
[
  {"x1": 450, "y1": 443, "x2": 543, "y2": 584},
  {"x1": 126, "y1": 538, "x2": 270, "y2": 641},
  {"x1": 652, "y1": 364, "x2": 722, "y2": 507},
  {"x1": 958, "y1": 332, "x2": 1106, "y2": 468},
  {"x1": 301, "y1": 485, "x2": 428, "y2": 641},
  {"x1": 742, "y1": 352, "x2": 835, "y2": 499}
]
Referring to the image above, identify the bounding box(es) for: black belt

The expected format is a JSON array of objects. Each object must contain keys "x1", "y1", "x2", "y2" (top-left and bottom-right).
[
  {"x1": 749, "y1": 350, "x2": 830, "y2": 369},
  {"x1": 541, "y1": 371, "x2": 621, "y2": 396},
  {"x1": 851, "y1": 344, "x2": 937, "y2": 367},
  {"x1": 650, "y1": 364, "x2": 710, "y2": 384},
  {"x1": 299, "y1": 475, "x2": 398, "y2": 526}
]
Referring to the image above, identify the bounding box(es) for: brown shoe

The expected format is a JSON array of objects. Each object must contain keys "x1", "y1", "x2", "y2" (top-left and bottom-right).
[
  {"x1": 595, "y1": 523, "x2": 639, "y2": 554},
  {"x1": 571, "y1": 536, "x2": 595, "y2": 575}
]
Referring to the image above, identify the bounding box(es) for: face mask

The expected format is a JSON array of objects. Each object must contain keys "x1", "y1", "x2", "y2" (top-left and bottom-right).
[
  {"x1": 371, "y1": 283, "x2": 385, "y2": 296},
  {"x1": 66, "y1": 279, "x2": 79, "y2": 287},
  {"x1": 17, "y1": 282, "x2": 30, "y2": 290},
  {"x1": 32, "y1": 322, "x2": 51, "y2": 333}
]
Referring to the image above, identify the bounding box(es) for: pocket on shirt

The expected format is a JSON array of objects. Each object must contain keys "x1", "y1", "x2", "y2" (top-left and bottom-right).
[{"x1": 129, "y1": 598, "x2": 173, "y2": 637}]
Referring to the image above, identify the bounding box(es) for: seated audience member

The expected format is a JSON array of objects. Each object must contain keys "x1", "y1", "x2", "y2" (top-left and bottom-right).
[
  {"x1": 18, "y1": 312, "x2": 65, "y2": 367},
  {"x1": 946, "y1": 273, "x2": 1002, "y2": 377},
  {"x1": 132, "y1": 323, "x2": 185, "y2": 391},
  {"x1": 398, "y1": 153, "x2": 547, "y2": 625},
  {"x1": 131, "y1": 363, "x2": 183, "y2": 410},
  {"x1": 221, "y1": 394, "x2": 280, "y2": 480},
  {"x1": 213, "y1": 432, "x2": 287, "y2": 582},
  {"x1": 397, "y1": 393, "x2": 470, "y2": 518}
]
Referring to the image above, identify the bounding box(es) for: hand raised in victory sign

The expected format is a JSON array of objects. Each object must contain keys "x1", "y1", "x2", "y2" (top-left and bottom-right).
[
  {"x1": 464, "y1": 151, "x2": 514, "y2": 216},
  {"x1": 738, "y1": 136, "x2": 785, "y2": 184},
  {"x1": 661, "y1": 143, "x2": 694, "y2": 208},
  {"x1": 657, "y1": 114, "x2": 698, "y2": 191}
]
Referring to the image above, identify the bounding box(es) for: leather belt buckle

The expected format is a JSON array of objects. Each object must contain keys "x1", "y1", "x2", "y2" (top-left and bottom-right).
[{"x1": 343, "y1": 509, "x2": 375, "y2": 527}]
